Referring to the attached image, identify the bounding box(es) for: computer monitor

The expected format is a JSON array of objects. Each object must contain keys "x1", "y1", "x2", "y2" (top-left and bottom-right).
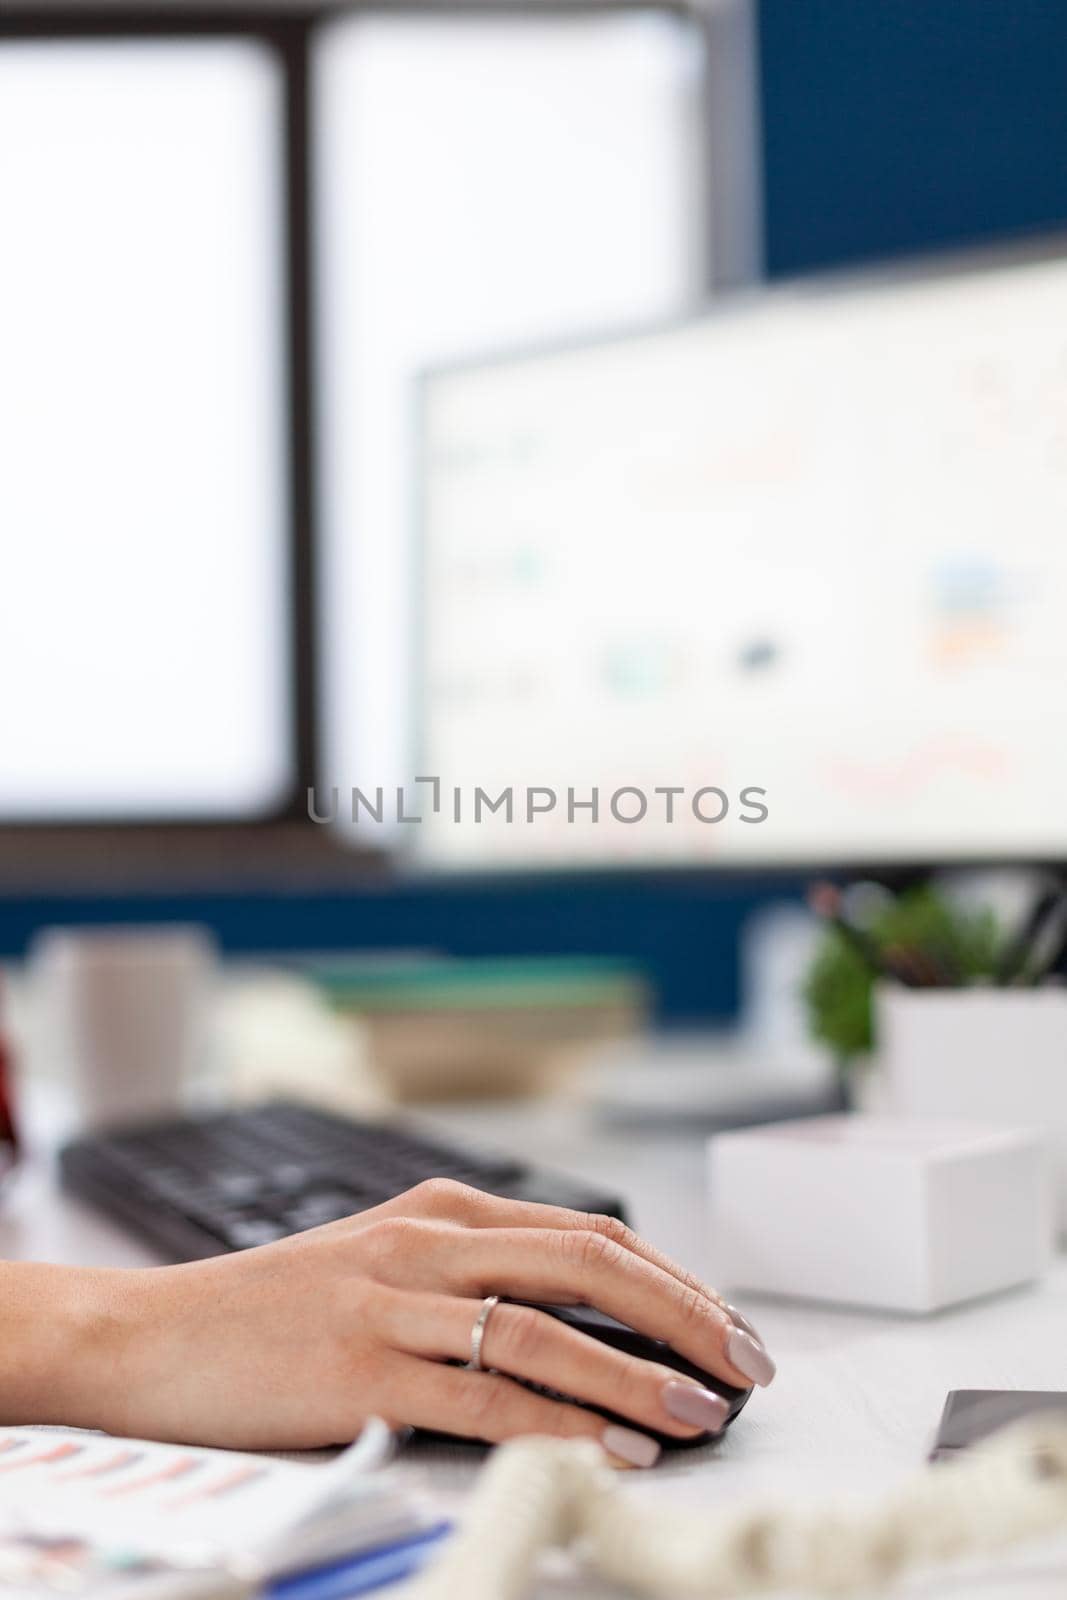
[
  {"x1": 417, "y1": 242, "x2": 1067, "y2": 869},
  {"x1": 0, "y1": 37, "x2": 292, "y2": 821}
]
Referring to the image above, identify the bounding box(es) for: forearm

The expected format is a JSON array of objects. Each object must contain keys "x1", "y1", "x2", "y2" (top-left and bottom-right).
[{"x1": 0, "y1": 1261, "x2": 142, "y2": 1429}]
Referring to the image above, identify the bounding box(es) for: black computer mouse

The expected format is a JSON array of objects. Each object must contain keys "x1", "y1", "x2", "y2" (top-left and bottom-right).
[{"x1": 513, "y1": 1301, "x2": 751, "y2": 1450}]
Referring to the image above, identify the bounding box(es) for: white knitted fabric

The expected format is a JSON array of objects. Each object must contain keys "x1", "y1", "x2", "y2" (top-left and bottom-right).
[{"x1": 404, "y1": 1419, "x2": 1067, "y2": 1599}]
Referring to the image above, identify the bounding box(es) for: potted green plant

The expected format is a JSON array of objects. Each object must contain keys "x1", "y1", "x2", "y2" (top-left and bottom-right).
[{"x1": 802, "y1": 885, "x2": 1000, "y2": 1074}]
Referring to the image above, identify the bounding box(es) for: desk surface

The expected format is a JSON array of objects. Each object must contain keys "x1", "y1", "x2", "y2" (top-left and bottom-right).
[{"x1": 4, "y1": 1093, "x2": 1067, "y2": 1598}]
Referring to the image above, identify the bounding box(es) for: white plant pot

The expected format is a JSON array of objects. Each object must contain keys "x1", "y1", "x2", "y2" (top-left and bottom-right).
[{"x1": 877, "y1": 986, "x2": 1067, "y2": 1232}]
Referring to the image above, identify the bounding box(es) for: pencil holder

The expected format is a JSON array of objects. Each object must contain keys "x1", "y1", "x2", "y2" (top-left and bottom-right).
[{"x1": 877, "y1": 985, "x2": 1067, "y2": 1233}]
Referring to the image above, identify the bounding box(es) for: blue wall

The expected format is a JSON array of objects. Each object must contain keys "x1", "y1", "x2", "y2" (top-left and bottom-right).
[
  {"x1": 4, "y1": 0, "x2": 1066, "y2": 1019},
  {"x1": 0, "y1": 876, "x2": 801, "y2": 1023},
  {"x1": 760, "y1": 0, "x2": 1067, "y2": 274}
]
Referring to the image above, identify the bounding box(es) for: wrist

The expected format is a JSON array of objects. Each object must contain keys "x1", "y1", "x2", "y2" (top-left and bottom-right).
[{"x1": 0, "y1": 1262, "x2": 152, "y2": 1431}]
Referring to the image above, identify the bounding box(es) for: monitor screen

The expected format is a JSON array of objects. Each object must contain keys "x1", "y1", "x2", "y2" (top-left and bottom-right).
[
  {"x1": 0, "y1": 38, "x2": 292, "y2": 821},
  {"x1": 418, "y1": 246, "x2": 1067, "y2": 868}
]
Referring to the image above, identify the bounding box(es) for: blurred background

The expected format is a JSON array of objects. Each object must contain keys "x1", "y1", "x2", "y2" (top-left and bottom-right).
[{"x1": 3, "y1": 0, "x2": 1067, "y2": 1122}]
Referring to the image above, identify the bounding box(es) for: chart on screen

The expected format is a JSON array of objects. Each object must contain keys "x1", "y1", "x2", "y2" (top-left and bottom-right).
[{"x1": 418, "y1": 247, "x2": 1067, "y2": 868}]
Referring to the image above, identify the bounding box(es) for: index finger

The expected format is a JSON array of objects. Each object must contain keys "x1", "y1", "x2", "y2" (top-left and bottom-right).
[
  {"x1": 363, "y1": 1179, "x2": 765, "y2": 1352},
  {"x1": 451, "y1": 1194, "x2": 764, "y2": 1343},
  {"x1": 404, "y1": 1182, "x2": 726, "y2": 1309}
]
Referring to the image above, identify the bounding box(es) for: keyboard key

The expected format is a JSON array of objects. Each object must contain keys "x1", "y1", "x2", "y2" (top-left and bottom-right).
[
  {"x1": 219, "y1": 1217, "x2": 290, "y2": 1249},
  {"x1": 212, "y1": 1172, "x2": 267, "y2": 1202},
  {"x1": 283, "y1": 1190, "x2": 365, "y2": 1229}
]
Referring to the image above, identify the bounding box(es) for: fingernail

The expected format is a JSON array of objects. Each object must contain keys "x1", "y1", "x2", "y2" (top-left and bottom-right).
[
  {"x1": 662, "y1": 1381, "x2": 731, "y2": 1432},
  {"x1": 601, "y1": 1425, "x2": 661, "y2": 1468},
  {"x1": 726, "y1": 1327, "x2": 777, "y2": 1387},
  {"x1": 725, "y1": 1303, "x2": 763, "y2": 1344}
]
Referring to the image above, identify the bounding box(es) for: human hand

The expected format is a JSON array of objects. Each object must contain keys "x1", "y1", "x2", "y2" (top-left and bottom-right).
[{"x1": 34, "y1": 1181, "x2": 775, "y2": 1466}]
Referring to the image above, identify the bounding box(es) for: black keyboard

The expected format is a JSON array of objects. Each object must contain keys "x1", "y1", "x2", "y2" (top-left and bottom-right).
[{"x1": 59, "y1": 1101, "x2": 628, "y2": 1261}]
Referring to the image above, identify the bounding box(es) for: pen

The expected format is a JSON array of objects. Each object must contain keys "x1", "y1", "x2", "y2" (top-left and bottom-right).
[
  {"x1": 267, "y1": 1523, "x2": 452, "y2": 1600},
  {"x1": 1023, "y1": 908, "x2": 1067, "y2": 987},
  {"x1": 995, "y1": 887, "x2": 1066, "y2": 986}
]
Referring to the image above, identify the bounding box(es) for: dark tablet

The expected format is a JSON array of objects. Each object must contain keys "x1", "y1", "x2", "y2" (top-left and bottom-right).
[{"x1": 930, "y1": 1390, "x2": 1067, "y2": 1462}]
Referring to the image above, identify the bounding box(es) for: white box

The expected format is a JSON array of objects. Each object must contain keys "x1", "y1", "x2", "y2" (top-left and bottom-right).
[
  {"x1": 878, "y1": 987, "x2": 1067, "y2": 1233},
  {"x1": 707, "y1": 1116, "x2": 1052, "y2": 1314}
]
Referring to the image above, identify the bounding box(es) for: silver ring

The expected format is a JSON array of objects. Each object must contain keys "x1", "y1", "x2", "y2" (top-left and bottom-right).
[{"x1": 466, "y1": 1295, "x2": 500, "y2": 1372}]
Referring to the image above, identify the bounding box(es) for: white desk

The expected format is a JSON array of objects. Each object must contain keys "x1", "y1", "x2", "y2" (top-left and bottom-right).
[{"x1": 4, "y1": 1094, "x2": 1067, "y2": 1598}]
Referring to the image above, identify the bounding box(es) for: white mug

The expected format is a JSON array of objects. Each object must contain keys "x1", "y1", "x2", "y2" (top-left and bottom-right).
[{"x1": 30, "y1": 926, "x2": 216, "y2": 1131}]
